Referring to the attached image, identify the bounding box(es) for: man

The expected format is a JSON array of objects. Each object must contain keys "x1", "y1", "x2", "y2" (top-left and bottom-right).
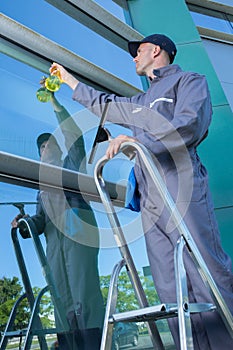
[
  {"x1": 49, "y1": 34, "x2": 233, "y2": 349},
  {"x1": 12, "y1": 94, "x2": 104, "y2": 350}
]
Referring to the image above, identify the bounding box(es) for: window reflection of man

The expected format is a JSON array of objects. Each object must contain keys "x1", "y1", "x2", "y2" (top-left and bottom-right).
[{"x1": 12, "y1": 94, "x2": 104, "y2": 350}]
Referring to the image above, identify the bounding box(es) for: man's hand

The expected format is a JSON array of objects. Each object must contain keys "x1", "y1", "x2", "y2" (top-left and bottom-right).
[
  {"x1": 11, "y1": 214, "x2": 23, "y2": 228},
  {"x1": 50, "y1": 62, "x2": 79, "y2": 91},
  {"x1": 106, "y1": 135, "x2": 137, "y2": 159},
  {"x1": 11, "y1": 214, "x2": 31, "y2": 239},
  {"x1": 11, "y1": 214, "x2": 29, "y2": 228}
]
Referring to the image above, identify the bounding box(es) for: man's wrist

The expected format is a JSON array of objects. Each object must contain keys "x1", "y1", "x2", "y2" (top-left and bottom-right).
[{"x1": 66, "y1": 75, "x2": 79, "y2": 90}]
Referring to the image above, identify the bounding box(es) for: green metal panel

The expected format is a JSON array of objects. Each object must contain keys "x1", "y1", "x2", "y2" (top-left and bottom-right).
[
  {"x1": 127, "y1": 0, "x2": 199, "y2": 43},
  {"x1": 127, "y1": 0, "x2": 233, "y2": 257},
  {"x1": 215, "y1": 208, "x2": 233, "y2": 258},
  {"x1": 198, "y1": 104, "x2": 233, "y2": 207},
  {"x1": 174, "y1": 42, "x2": 228, "y2": 106}
]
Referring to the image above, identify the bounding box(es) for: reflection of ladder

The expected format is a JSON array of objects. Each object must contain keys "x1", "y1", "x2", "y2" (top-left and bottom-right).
[
  {"x1": 0, "y1": 216, "x2": 70, "y2": 350},
  {"x1": 94, "y1": 141, "x2": 233, "y2": 350}
]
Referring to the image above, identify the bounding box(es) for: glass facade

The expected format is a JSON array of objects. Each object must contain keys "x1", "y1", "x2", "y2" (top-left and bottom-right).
[
  {"x1": 1, "y1": 0, "x2": 232, "y2": 348},
  {"x1": 187, "y1": 1, "x2": 233, "y2": 111},
  {"x1": 1, "y1": 2, "x2": 153, "y2": 348}
]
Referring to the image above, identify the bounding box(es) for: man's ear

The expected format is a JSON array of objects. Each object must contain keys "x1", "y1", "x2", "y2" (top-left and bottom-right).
[{"x1": 153, "y1": 45, "x2": 161, "y2": 58}]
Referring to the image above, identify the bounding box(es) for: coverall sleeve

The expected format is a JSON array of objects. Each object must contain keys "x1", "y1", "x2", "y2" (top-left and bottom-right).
[
  {"x1": 131, "y1": 74, "x2": 212, "y2": 156},
  {"x1": 73, "y1": 74, "x2": 212, "y2": 156},
  {"x1": 72, "y1": 82, "x2": 139, "y2": 128},
  {"x1": 26, "y1": 193, "x2": 46, "y2": 235},
  {"x1": 51, "y1": 95, "x2": 86, "y2": 172}
]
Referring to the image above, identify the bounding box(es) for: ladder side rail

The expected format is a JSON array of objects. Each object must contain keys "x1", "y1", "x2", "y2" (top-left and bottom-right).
[
  {"x1": 18, "y1": 218, "x2": 70, "y2": 333},
  {"x1": 94, "y1": 157, "x2": 165, "y2": 350},
  {"x1": 23, "y1": 286, "x2": 49, "y2": 350},
  {"x1": 100, "y1": 259, "x2": 126, "y2": 350},
  {"x1": 11, "y1": 228, "x2": 35, "y2": 309},
  {"x1": 174, "y1": 237, "x2": 194, "y2": 350},
  {"x1": 0, "y1": 293, "x2": 27, "y2": 349},
  {"x1": 10, "y1": 228, "x2": 48, "y2": 349},
  {"x1": 119, "y1": 141, "x2": 233, "y2": 337}
]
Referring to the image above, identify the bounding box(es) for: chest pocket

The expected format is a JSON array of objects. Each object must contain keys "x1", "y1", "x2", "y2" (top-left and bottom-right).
[
  {"x1": 149, "y1": 96, "x2": 176, "y2": 123},
  {"x1": 149, "y1": 97, "x2": 173, "y2": 108}
]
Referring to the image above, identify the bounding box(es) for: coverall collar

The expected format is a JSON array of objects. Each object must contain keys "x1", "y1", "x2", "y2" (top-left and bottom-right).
[{"x1": 152, "y1": 64, "x2": 181, "y2": 79}]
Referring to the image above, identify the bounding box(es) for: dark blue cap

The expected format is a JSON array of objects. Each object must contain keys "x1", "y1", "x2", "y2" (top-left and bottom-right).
[
  {"x1": 128, "y1": 34, "x2": 177, "y2": 63},
  {"x1": 36, "y1": 133, "x2": 60, "y2": 156}
]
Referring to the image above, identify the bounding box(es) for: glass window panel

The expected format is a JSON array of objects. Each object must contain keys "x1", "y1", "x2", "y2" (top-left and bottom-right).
[
  {"x1": 0, "y1": 2, "x2": 162, "y2": 344},
  {"x1": 215, "y1": 0, "x2": 233, "y2": 6},
  {"x1": 1, "y1": 0, "x2": 141, "y2": 88},
  {"x1": 190, "y1": 10, "x2": 233, "y2": 34},
  {"x1": 0, "y1": 183, "x2": 46, "y2": 287},
  {"x1": 0, "y1": 54, "x2": 80, "y2": 159},
  {"x1": 226, "y1": 14, "x2": 233, "y2": 30},
  {"x1": 188, "y1": 4, "x2": 233, "y2": 34},
  {"x1": 94, "y1": 0, "x2": 126, "y2": 20},
  {"x1": 0, "y1": 52, "x2": 150, "y2": 322},
  {"x1": 0, "y1": 181, "x2": 147, "y2": 279},
  {"x1": 202, "y1": 39, "x2": 233, "y2": 111}
]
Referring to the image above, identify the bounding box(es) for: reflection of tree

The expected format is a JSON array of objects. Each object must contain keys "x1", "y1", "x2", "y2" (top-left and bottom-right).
[
  {"x1": 1, "y1": 272, "x2": 160, "y2": 334},
  {"x1": 0, "y1": 277, "x2": 54, "y2": 331},
  {"x1": 33, "y1": 286, "x2": 55, "y2": 329},
  {"x1": 100, "y1": 270, "x2": 160, "y2": 312},
  {"x1": 0, "y1": 276, "x2": 29, "y2": 331}
]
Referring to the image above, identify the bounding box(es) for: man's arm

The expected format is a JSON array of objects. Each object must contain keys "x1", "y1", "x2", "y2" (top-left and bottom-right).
[
  {"x1": 49, "y1": 62, "x2": 134, "y2": 126},
  {"x1": 49, "y1": 94, "x2": 86, "y2": 173}
]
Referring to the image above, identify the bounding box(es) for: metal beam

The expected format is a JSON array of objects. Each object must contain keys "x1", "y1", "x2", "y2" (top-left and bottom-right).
[
  {"x1": 198, "y1": 26, "x2": 233, "y2": 44},
  {"x1": 0, "y1": 151, "x2": 126, "y2": 207},
  {"x1": 186, "y1": 0, "x2": 233, "y2": 15},
  {"x1": 45, "y1": 0, "x2": 143, "y2": 51},
  {"x1": 0, "y1": 14, "x2": 142, "y2": 97}
]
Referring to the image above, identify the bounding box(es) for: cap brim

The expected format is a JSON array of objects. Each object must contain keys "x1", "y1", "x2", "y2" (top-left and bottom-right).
[
  {"x1": 128, "y1": 41, "x2": 141, "y2": 58},
  {"x1": 37, "y1": 133, "x2": 52, "y2": 148}
]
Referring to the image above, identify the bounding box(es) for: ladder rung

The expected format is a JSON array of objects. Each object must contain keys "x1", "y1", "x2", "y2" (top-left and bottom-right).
[
  {"x1": 1, "y1": 329, "x2": 27, "y2": 337},
  {"x1": 111, "y1": 303, "x2": 178, "y2": 323},
  {"x1": 189, "y1": 303, "x2": 216, "y2": 313},
  {"x1": 111, "y1": 302, "x2": 216, "y2": 324},
  {"x1": 1, "y1": 327, "x2": 58, "y2": 338}
]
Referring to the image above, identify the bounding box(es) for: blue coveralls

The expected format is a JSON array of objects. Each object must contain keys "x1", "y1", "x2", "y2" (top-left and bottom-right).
[
  {"x1": 72, "y1": 64, "x2": 233, "y2": 349},
  {"x1": 30, "y1": 104, "x2": 104, "y2": 347}
]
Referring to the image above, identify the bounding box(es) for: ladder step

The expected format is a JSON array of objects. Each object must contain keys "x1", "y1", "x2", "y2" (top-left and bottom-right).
[
  {"x1": 1, "y1": 329, "x2": 27, "y2": 337},
  {"x1": 189, "y1": 303, "x2": 216, "y2": 314},
  {"x1": 111, "y1": 303, "x2": 216, "y2": 323},
  {"x1": 1, "y1": 327, "x2": 58, "y2": 338}
]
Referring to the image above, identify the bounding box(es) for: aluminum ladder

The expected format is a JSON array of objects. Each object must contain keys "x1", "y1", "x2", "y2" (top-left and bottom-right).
[{"x1": 93, "y1": 140, "x2": 233, "y2": 350}]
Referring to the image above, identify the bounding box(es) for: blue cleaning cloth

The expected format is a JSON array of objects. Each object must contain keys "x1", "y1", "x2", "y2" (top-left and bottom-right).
[{"x1": 125, "y1": 167, "x2": 141, "y2": 212}]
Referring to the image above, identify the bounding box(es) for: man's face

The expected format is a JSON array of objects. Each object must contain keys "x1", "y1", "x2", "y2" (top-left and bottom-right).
[
  {"x1": 40, "y1": 139, "x2": 62, "y2": 164},
  {"x1": 133, "y1": 42, "x2": 158, "y2": 76}
]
